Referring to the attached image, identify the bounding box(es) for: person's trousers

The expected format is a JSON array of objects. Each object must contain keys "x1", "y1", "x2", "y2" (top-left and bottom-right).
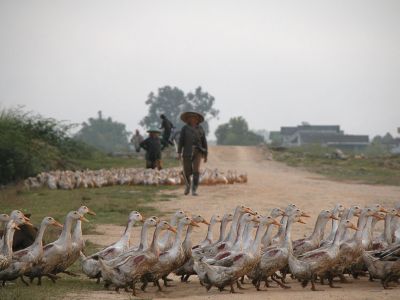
[
  {"x1": 182, "y1": 153, "x2": 202, "y2": 190},
  {"x1": 146, "y1": 160, "x2": 162, "y2": 170}
]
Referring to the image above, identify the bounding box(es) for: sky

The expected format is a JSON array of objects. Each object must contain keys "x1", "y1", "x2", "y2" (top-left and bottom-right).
[{"x1": 0, "y1": 0, "x2": 399, "y2": 139}]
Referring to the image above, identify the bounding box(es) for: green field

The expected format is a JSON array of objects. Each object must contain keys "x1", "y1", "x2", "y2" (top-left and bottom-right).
[{"x1": 270, "y1": 145, "x2": 400, "y2": 186}]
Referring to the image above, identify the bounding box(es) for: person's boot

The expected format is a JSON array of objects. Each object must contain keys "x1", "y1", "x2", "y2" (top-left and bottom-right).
[
  {"x1": 192, "y1": 172, "x2": 200, "y2": 196},
  {"x1": 184, "y1": 177, "x2": 191, "y2": 195}
]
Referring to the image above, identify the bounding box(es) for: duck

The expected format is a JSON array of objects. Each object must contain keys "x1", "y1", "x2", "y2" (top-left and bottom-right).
[
  {"x1": 252, "y1": 210, "x2": 306, "y2": 290},
  {"x1": 390, "y1": 202, "x2": 400, "y2": 243},
  {"x1": 362, "y1": 251, "x2": 400, "y2": 289},
  {"x1": 197, "y1": 215, "x2": 277, "y2": 293},
  {"x1": 51, "y1": 206, "x2": 96, "y2": 276},
  {"x1": 340, "y1": 205, "x2": 362, "y2": 241},
  {"x1": 198, "y1": 214, "x2": 222, "y2": 248},
  {"x1": 202, "y1": 206, "x2": 254, "y2": 258},
  {"x1": 158, "y1": 210, "x2": 186, "y2": 251},
  {"x1": 271, "y1": 204, "x2": 299, "y2": 245},
  {"x1": 141, "y1": 217, "x2": 199, "y2": 291},
  {"x1": 98, "y1": 220, "x2": 176, "y2": 295},
  {"x1": 261, "y1": 208, "x2": 285, "y2": 249},
  {"x1": 288, "y1": 215, "x2": 357, "y2": 290},
  {"x1": 27, "y1": 211, "x2": 88, "y2": 285},
  {"x1": 0, "y1": 218, "x2": 28, "y2": 271},
  {"x1": 323, "y1": 204, "x2": 345, "y2": 243},
  {"x1": 293, "y1": 210, "x2": 338, "y2": 256},
  {"x1": 373, "y1": 209, "x2": 400, "y2": 250},
  {"x1": 0, "y1": 210, "x2": 31, "y2": 251},
  {"x1": 88, "y1": 211, "x2": 143, "y2": 261},
  {"x1": 0, "y1": 217, "x2": 62, "y2": 285}
]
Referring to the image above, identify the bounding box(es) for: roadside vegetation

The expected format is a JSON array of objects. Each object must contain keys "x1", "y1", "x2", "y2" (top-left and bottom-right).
[{"x1": 269, "y1": 144, "x2": 400, "y2": 186}]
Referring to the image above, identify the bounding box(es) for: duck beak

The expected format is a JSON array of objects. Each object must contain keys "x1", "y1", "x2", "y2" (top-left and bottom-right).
[
  {"x1": 298, "y1": 218, "x2": 307, "y2": 224},
  {"x1": 379, "y1": 207, "x2": 388, "y2": 213},
  {"x1": 202, "y1": 220, "x2": 210, "y2": 225},
  {"x1": 24, "y1": 221, "x2": 34, "y2": 226},
  {"x1": 272, "y1": 219, "x2": 281, "y2": 226},
  {"x1": 350, "y1": 224, "x2": 359, "y2": 231},
  {"x1": 23, "y1": 215, "x2": 30, "y2": 222},
  {"x1": 15, "y1": 225, "x2": 21, "y2": 230},
  {"x1": 282, "y1": 212, "x2": 288, "y2": 217},
  {"x1": 354, "y1": 212, "x2": 361, "y2": 217},
  {"x1": 245, "y1": 207, "x2": 256, "y2": 215},
  {"x1": 168, "y1": 225, "x2": 177, "y2": 233},
  {"x1": 252, "y1": 217, "x2": 260, "y2": 223},
  {"x1": 396, "y1": 213, "x2": 400, "y2": 217},
  {"x1": 87, "y1": 209, "x2": 96, "y2": 216},
  {"x1": 301, "y1": 212, "x2": 311, "y2": 218},
  {"x1": 139, "y1": 219, "x2": 145, "y2": 223},
  {"x1": 330, "y1": 215, "x2": 339, "y2": 220},
  {"x1": 190, "y1": 220, "x2": 200, "y2": 227},
  {"x1": 80, "y1": 216, "x2": 89, "y2": 223},
  {"x1": 53, "y1": 221, "x2": 63, "y2": 228}
]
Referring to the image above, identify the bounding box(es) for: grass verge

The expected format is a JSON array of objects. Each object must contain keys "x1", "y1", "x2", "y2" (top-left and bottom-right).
[{"x1": 270, "y1": 145, "x2": 400, "y2": 186}]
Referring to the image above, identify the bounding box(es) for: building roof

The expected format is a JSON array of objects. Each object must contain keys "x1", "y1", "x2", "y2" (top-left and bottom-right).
[
  {"x1": 280, "y1": 127, "x2": 298, "y2": 135},
  {"x1": 280, "y1": 125, "x2": 341, "y2": 136},
  {"x1": 298, "y1": 132, "x2": 369, "y2": 144}
]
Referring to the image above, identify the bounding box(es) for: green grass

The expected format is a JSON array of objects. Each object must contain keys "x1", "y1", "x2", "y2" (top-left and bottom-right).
[
  {"x1": 72, "y1": 149, "x2": 179, "y2": 170},
  {"x1": 271, "y1": 145, "x2": 400, "y2": 186}
]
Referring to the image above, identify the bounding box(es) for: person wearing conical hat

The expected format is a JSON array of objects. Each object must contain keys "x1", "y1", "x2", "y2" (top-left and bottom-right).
[
  {"x1": 140, "y1": 128, "x2": 162, "y2": 169},
  {"x1": 177, "y1": 111, "x2": 208, "y2": 196}
]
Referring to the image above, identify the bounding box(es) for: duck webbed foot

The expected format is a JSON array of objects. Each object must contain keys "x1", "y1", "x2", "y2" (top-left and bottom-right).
[
  {"x1": 271, "y1": 274, "x2": 290, "y2": 289},
  {"x1": 236, "y1": 281, "x2": 248, "y2": 290}
]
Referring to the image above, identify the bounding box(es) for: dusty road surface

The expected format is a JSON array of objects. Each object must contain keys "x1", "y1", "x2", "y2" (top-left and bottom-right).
[{"x1": 73, "y1": 146, "x2": 400, "y2": 300}]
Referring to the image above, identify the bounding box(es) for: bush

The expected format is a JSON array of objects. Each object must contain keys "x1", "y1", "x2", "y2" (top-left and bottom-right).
[{"x1": 0, "y1": 107, "x2": 96, "y2": 184}]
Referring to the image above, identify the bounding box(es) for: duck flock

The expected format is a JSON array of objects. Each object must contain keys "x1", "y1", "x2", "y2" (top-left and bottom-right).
[
  {"x1": 24, "y1": 167, "x2": 248, "y2": 190},
  {"x1": 1, "y1": 203, "x2": 400, "y2": 296}
]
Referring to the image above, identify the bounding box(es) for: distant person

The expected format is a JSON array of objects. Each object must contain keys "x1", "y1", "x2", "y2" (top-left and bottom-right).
[
  {"x1": 131, "y1": 129, "x2": 144, "y2": 153},
  {"x1": 140, "y1": 128, "x2": 162, "y2": 169},
  {"x1": 160, "y1": 114, "x2": 174, "y2": 150},
  {"x1": 177, "y1": 111, "x2": 208, "y2": 196}
]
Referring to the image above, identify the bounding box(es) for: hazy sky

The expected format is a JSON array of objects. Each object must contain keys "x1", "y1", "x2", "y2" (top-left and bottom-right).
[{"x1": 1, "y1": 0, "x2": 399, "y2": 139}]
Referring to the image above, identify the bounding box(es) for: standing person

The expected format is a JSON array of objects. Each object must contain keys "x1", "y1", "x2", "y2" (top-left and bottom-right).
[
  {"x1": 131, "y1": 129, "x2": 144, "y2": 153},
  {"x1": 160, "y1": 114, "x2": 174, "y2": 150},
  {"x1": 177, "y1": 111, "x2": 208, "y2": 196},
  {"x1": 140, "y1": 128, "x2": 162, "y2": 170}
]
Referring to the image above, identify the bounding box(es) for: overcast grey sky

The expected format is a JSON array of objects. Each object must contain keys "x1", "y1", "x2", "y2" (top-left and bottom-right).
[{"x1": 0, "y1": 0, "x2": 399, "y2": 138}]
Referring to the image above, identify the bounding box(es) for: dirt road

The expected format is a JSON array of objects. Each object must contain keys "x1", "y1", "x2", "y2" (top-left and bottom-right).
[{"x1": 77, "y1": 146, "x2": 400, "y2": 299}]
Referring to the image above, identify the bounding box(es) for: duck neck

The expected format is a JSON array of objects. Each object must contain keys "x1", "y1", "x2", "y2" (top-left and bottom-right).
[
  {"x1": 252, "y1": 222, "x2": 268, "y2": 254},
  {"x1": 233, "y1": 217, "x2": 248, "y2": 246},
  {"x1": 217, "y1": 218, "x2": 229, "y2": 242},
  {"x1": 262, "y1": 224, "x2": 276, "y2": 247},
  {"x1": 72, "y1": 219, "x2": 82, "y2": 243},
  {"x1": 341, "y1": 209, "x2": 353, "y2": 240},
  {"x1": 138, "y1": 223, "x2": 150, "y2": 250},
  {"x1": 183, "y1": 225, "x2": 194, "y2": 249},
  {"x1": 59, "y1": 216, "x2": 74, "y2": 245},
  {"x1": 150, "y1": 226, "x2": 163, "y2": 255},
  {"x1": 205, "y1": 219, "x2": 216, "y2": 243},
  {"x1": 330, "y1": 207, "x2": 341, "y2": 236},
  {"x1": 120, "y1": 219, "x2": 135, "y2": 246},
  {"x1": 332, "y1": 221, "x2": 345, "y2": 247},
  {"x1": 355, "y1": 213, "x2": 369, "y2": 241},
  {"x1": 283, "y1": 219, "x2": 294, "y2": 252},
  {"x1": 160, "y1": 214, "x2": 178, "y2": 244},
  {"x1": 171, "y1": 222, "x2": 186, "y2": 250},
  {"x1": 361, "y1": 216, "x2": 374, "y2": 245},
  {"x1": 384, "y1": 214, "x2": 392, "y2": 244},
  {"x1": 224, "y1": 207, "x2": 242, "y2": 242},
  {"x1": 310, "y1": 215, "x2": 329, "y2": 241},
  {"x1": 1, "y1": 224, "x2": 16, "y2": 257},
  {"x1": 243, "y1": 222, "x2": 255, "y2": 246},
  {"x1": 276, "y1": 215, "x2": 288, "y2": 238},
  {"x1": 32, "y1": 221, "x2": 49, "y2": 249}
]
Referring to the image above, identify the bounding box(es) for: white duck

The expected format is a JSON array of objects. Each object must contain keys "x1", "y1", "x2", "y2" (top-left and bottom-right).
[
  {"x1": 27, "y1": 211, "x2": 87, "y2": 285},
  {"x1": 158, "y1": 210, "x2": 186, "y2": 251},
  {"x1": 0, "y1": 217, "x2": 62, "y2": 284}
]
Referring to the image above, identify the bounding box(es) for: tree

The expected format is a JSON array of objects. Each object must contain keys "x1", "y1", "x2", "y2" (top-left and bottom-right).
[
  {"x1": 75, "y1": 111, "x2": 130, "y2": 153},
  {"x1": 140, "y1": 86, "x2": 219, "y2": 135},
  {"x1": 215, "y1": 116, "x2": 264, "y2": 146}
]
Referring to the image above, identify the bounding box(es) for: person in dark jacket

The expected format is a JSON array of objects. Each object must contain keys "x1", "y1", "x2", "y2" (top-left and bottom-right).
[
  {"x1": 140, "y1": 128, "x2": 162, "y2": 169},
  {"x1": 160, "y1": 114, "x2": 174, "y2": 150},
  {"x1": 177, "y1": 111, "x2": 208, "y2": 196}
]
